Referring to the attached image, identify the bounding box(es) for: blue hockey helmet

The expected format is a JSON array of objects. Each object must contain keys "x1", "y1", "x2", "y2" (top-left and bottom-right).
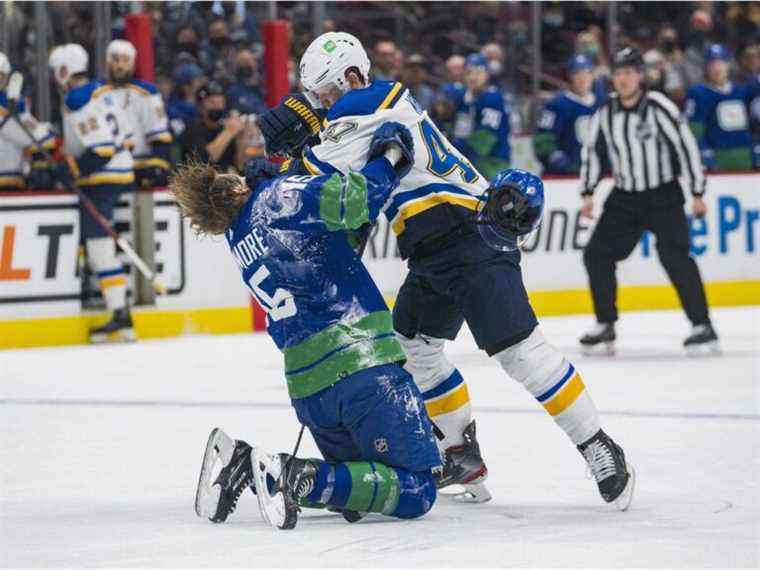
[
  {"x1": 704, "y1": 43, "x2": 731, "y2": 63},
  {"x1": 465, "y1": 53, "x2": 489, "y2": 70},
  {"x1": 567, "y1": 54, "x2": 594, "y2": 74},
  {"x1": 477, "y1": 169, "x2": 545, "y2": 252}
]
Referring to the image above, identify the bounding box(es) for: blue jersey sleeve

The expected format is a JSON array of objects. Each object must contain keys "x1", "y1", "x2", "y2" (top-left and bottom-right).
[
  {"x1": 534, "y1": 99, "x2": 564, "y2": 166},
  {"x1": 685, "y1": 86, "x2": 710, "y2": 151}
]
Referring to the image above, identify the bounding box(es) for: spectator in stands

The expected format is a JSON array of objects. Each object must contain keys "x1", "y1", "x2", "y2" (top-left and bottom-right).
[
  {"x1": 167, "y1": 63, "x2": 206, "y2": 138},
  {"x1": 202, "y1": 18, "x2": 236, "y2": 83},
  {"x1": 736, "y1": 43, "x2": 760, "y2": 86},
  {"x1": 179, "y1": 81, "x2": 248, "y2": 173},
  {"x1": 226, "y1": 48, "x2": 267, "y2": 116},
  {"x1": 534, "y1": 54, "x2": 601, "y2": 175},
  {"x1": 173, "y1": 24, "x2": 202, "y2": 64},
  {"x1": 445, "y1": 55, "x2": 466, "y2": 87},
  {"x1": 404, "y1": 54, "x2": 435, "y2": 110},
  {"x1": 575, "y1": 30, "x2": 610, "y2": 102},
  {"x1": 451, "y1": 53, "x2": 510, "y2": 178},
  {"x1": 482, "y1": 42, "x2": 506, "y2": 86},
  {"x1": 685, "y1": 44, "x2": 755, "y2": 171},
  {"x1": 373, "y1": 40, "x2": 400, "y2": 81},
  {"x1": 655, "y1": 25, "x2": 690, "y2": 103},
  {"x1": 432, "y1": 56, "x2": 466, "y2": 139},
  {"x1": 643, "y1": 49, "x2": 668, "y2": 93}
]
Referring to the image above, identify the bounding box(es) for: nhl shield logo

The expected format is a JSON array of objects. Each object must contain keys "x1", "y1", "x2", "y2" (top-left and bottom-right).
[
  {"x1": 374, "y1": 438, "x2": 389, "y2": 453},
  {"x1": 635, "y1": 121, "x2": 654, "y2": 141}
]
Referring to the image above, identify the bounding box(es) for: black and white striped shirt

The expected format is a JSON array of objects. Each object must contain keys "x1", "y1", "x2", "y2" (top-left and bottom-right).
[{"x1": 580, "y1": 90, "x2": 706, "y2": 197}]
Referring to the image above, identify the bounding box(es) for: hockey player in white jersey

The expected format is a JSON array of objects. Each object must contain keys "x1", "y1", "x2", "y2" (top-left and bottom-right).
[
  {"x1": 49, "y1": 43, "x2": 136, "y2": 343},
  {"x1": 106, "y1": 40, "x2": 173, "y2": 188},
  {"x1": 279, "y1": 32, "x2": 635, "y2": 509},
  {"x1": 0, "y1": 51, "x2": 56, "y2": 191}
]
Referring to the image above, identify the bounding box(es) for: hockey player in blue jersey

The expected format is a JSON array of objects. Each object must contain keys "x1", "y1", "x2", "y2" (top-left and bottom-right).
[
  {"x1": 177, "y1": 118, "x2": 443, "y2": 529},
  {"x1": 289, "y1": 32, "x2": 634, "y2": 510},
  {"x1": 451, "y1": 53, "x2": 511, "y2": 178},
  {"x1": 685, "y1": 44, "x2": 755, "y2": 171},
  {"x1": 534, "y1": 55, "x2": 601, "y2": 175}
]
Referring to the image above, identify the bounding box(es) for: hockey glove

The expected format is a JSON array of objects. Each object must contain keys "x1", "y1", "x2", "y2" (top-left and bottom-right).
[
  {"x1": 245, "y1": 158, "x2": 282, "y2": 191},
  {"x1": 368, "y1": 121, "x2": 414, "y2": 179},
  {"x1": 259, "y1": 94, "x2": 325, "y2": 158}
]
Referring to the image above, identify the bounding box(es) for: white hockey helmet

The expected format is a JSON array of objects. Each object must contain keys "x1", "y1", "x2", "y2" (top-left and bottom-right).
[
  {"x1": 106, "y1": 39, "x2": 136, "y2": 62},
  {"x1": 299, "y1": 32, "x2": 370, "y2": 101},
  {"x1": 49, "y1": 43, "x2": 89, "y2": 88}
]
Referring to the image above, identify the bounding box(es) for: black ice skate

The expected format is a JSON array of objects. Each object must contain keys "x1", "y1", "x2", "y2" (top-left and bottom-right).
[
  {"x1": 684, "y1": 323, "x2": 720, "y2": 355},
  {"x1": 579, "y1": 323, "x2": 616, "y2": 355},
  {"x1": 578, "y1": 429, "x2": 635, "y2": 511},
  {"x1": 195, "y1": 428, "x2": 254, "y2": 522},
  {"x1": 435, "y1": 420, "x2": 492, "y2": 503},
  {"x1": 89, "y1": 308, "x2": 137, "y2": 344},
  {"x1": 251, "y1": 450, "x2": 322, "y2": 530}
]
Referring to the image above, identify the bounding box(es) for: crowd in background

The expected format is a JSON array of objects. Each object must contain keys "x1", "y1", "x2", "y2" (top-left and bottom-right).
[{"x1": 1, "y1": 0, "x2": 758, "y2": 183}]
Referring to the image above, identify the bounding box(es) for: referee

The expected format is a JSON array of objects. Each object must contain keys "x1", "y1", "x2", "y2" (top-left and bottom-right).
[{"x1": 578, "y1": 47, "x2": 718, "y2": 352}]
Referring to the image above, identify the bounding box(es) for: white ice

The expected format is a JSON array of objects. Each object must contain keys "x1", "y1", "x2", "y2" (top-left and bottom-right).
[{"x1": 1, "y1": 307, "x2": 758, "y2": 568}]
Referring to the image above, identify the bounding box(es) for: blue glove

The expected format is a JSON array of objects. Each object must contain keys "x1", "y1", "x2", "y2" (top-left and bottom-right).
[
  {"x1": 245, "y1": 158, "x2": 281, "y2": 191},
  {"x1": 368, "y1": 121, "x2": 415, "y2": 179}
]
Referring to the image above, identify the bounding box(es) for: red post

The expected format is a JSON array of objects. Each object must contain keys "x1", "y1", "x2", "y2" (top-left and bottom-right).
[
  {"x1": 124, "y1": 13, "x2": 155, "y2": 82},
  {"x1": 250, "y1": 20, "x2": 291, "y2": 332}
]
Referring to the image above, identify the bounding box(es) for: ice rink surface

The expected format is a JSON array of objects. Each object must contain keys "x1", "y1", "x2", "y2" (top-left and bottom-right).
[{"x1": 1, "y1": 307, "x2": 758, "y2": 568}]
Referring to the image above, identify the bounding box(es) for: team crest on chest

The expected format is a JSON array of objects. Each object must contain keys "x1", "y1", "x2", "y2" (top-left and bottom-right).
[{"x1": 324, "y1": 121, "x2": 358, "y2": 143}]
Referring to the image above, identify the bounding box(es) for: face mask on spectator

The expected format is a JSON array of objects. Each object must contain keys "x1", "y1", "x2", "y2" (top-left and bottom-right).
[
  {"x1": 488, "y1": 60, "x2": 502, "y2": 77},
  {"x1": 235, "y1": 66, "x2": 256, "y2": 81},
  {"x1": 211, "y1": 36, "x2": 230, "y2": 49},
  {"x1": 207, "y1": 109, "x2": 225, "y2": 122},
  {"x1": 584, "y1": 44, "x2": 599, "y2": 60},
  {"x1": 662, "y1": 40, "x2": 677, "y2": 53},
  {"x1": 178, "y1": 41, "x2": 198, "y2": 56}
]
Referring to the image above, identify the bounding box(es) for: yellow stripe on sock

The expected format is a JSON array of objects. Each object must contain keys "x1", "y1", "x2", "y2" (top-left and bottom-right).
[
  {"x1": 543, "y1": 373, "x2": 585, "y2": 416},
  {"x1": 100, "y1": 275, "x2": 127, "y2": 289},
  {"x1": 425, "y1": 383, "x2": 470, "y2": 417}
]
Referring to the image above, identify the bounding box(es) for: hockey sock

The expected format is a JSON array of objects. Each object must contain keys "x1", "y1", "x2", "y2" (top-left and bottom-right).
[
  {"x1": 303, "y1": 461, "x2": 436, "y2": 519},
  {"x1": 420, "y1": 369, "x2": 472, "y2": 449},
  {"x1": 86, "y1": 237, "x2": 127, "y2": 312},
  {"x1": 494, "y1": 327, "x2": 600, "y2": 445}
]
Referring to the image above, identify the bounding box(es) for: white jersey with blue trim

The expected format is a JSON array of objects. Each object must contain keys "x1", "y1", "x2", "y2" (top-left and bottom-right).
[
  {"x1": 0, "y1": 93, "x2": 55, "y2": 189},
  {"x1": 109, "y1": 79, "x2": 171, "y2": 170},
  {"x1": 304, "y1": 80, "x2": 488, "y2": 258},
  {"x1": 63, "y1": 81, "x2": 134, "y2": 187}
]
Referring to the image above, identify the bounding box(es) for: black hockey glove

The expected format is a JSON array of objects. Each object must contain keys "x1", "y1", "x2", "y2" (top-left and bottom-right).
[
  {"x1": 259, "y1": 94, "x2": 325, "y2": 158},
  {"x1": 245, "y1": 158, "x2": 282, "y2": 191},
  {"x1": 368, "y1": 121, "x2": 414, "y2": 179}
]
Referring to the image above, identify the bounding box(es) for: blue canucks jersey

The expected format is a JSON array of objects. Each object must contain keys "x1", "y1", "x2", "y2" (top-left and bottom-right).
[
  {"x1": 685, "y1": 82, "x2": 753, "y2": 171},
  {"x1": 226, "y1": 158, "x2": 406, "y2": 399},
  {"x1": 452, "y1": 86, "x2": 510, "y2": 178},
  {"x1": 534, "y1": 90, "x2": 599, "y2": 175}
]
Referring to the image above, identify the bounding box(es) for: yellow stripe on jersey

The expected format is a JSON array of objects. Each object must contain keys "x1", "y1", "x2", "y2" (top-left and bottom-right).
[
  {"x1": 134, "y1": 158, "x2": 170, "y2": 170},
  {"x1": 128, "y1": 83, "x2": 150, "y2": 96},
  {"x1": 0, "y1": 175, "x2": 25, "y2": 189},
  {"x1": 148, "y1": 132, "x2": 173, "y2": 144},
  {"x1": 302, "y1": 155, "x2": 322, "y2": 175},
  {"x1": 77, "y1": 172, "x2": 135, "y2": 187},
  {"x1": 91, "y1": 85, "x2": 113, "y2": 99},
  {"x1": 376, "y1": 82, "x2": 403, "y2": 112},
  {"x1": 91, "y1": 146, "x2": 116, "y2": 158},
  {"x1": 424, "y1": 383, "x2": 470, "y2": 418},
  {"x1": 542, "y1": 372, "x2": 585, "y2": 417},
  {"x1": 391, "y1": 193, "x2": 480, "y2": 235}
]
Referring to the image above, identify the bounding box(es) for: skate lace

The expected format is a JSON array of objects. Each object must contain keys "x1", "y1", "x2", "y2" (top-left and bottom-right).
[{"x1": 582, "y1": 441, "x2": 617, "y2": 482}]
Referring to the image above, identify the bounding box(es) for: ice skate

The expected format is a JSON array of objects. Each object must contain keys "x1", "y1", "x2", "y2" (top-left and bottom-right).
[
  {"x1": 89, "y1": 308, "x2": 137, "y2": 344},
  {"x1": 251, "y1": 450, "x2": 321, "y2": 530},
  {"x1": 436, "y1": 420, "x2": 492, "y2": 503},
  {"x1": 195, "y1": 428, "x2": 254, "y2": 522},
  {"x1": 684, "y1": 323, "x2": 720, "y2": 356},
  {"x1": 579, "y1": 322, "x2": 616, "y2": 355},
  {"x1": 578, "y1": 429, "x2": 635, "y2": 511}
]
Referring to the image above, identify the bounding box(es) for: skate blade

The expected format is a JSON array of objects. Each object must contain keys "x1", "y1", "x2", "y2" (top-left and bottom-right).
[
  {"x1": 685, "y1": 341, "x2": 721, "y2": 357},
  {"x1": 614, "y1": 463, "x2": 636, "y2": 512},
  {"x1": 90, "y1": 328, "x2": 137, "y2": 344},
  {"x1": 580, "y1": 341, "x2": 616, "y2": 357},
  {"x1": 195, "y1": 428, "x2": 234, "y2": 520},
  {"x1": 439, "y1": 482, "x2": 493, "y2": 503},
  {"x1": 251, "y1": 448, "x2": 297, "y2": 530}
]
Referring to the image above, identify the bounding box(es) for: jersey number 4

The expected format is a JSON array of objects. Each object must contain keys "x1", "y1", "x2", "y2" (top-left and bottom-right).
[
  {"x1": 420, "y1": 120, "x2": 479, "y2": 183},
  {"x1": 247, "y1": 265, "x2": 297, "y2": 322}
]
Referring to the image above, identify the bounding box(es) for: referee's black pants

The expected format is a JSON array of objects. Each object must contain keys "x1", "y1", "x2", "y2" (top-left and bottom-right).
[{"x1": 583, "y1": 180, "x2": 710, "y2": 325}]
